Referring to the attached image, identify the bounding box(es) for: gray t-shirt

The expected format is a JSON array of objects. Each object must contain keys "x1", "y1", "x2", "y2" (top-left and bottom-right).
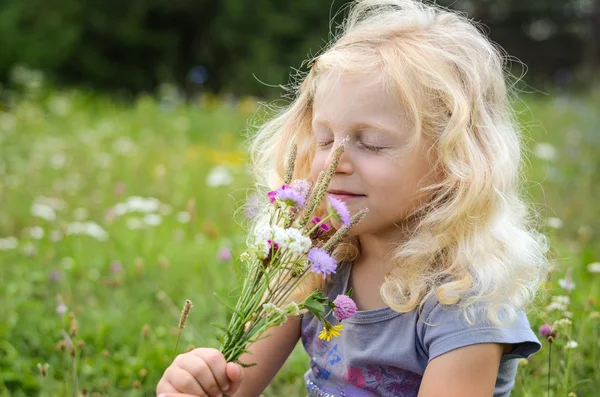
[{"x1": 300, "y1": 261, "x2": 542, "y2": 397}]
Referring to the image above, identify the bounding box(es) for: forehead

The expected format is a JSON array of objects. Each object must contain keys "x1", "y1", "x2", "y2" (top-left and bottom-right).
[{"x1": 312, "y1": 71, "x2": 409, "y2": 129}]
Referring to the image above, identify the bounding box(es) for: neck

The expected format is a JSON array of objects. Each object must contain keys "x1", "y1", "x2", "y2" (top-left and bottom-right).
[{"x1": 355, "y1": 215, "x2": 420, "y2": 273}]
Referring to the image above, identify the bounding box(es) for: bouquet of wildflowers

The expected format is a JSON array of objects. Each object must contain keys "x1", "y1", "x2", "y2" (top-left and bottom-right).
[{"x1": 215, "y1": 139, "x2": 368, "y2": 365}]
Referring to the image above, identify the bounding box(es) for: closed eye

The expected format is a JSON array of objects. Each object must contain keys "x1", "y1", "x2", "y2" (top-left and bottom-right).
[{"x1": 359, "y1": 142, "x2": 385, "y2": 153}]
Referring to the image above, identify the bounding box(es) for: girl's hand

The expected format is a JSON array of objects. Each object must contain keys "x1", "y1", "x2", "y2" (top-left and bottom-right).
[{"x1": 156, "y1": 348, "x2": 244, "y2": 397}]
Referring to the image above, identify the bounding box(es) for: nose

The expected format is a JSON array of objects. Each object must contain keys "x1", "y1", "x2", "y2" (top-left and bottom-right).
[{"x1": 325, "y1": 141, "x2": 354, "y2": 175}]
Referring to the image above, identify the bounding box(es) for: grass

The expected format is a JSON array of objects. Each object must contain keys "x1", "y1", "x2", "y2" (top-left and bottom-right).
[{"x1": 0, "y1": 81, "x2": 599, "y2": 396}]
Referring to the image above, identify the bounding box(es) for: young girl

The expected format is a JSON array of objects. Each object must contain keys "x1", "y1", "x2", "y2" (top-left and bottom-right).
[{"x1": 156, "y1": 0, "x2": 550, "y2": 396}]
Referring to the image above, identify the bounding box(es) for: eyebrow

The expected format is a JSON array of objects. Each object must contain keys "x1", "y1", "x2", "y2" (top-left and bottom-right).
[{"x1": 312, "y1": 118, "x2": 397, "y2": 136}]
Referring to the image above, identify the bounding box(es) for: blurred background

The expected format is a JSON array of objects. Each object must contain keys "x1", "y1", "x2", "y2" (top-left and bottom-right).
[{"x1": 0, "y1": 1, "x2": 599, "y2": 396}]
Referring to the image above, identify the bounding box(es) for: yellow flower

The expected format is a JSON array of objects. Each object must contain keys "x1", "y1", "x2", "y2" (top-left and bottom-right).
[{"x1": 318, "y1": 323, "x2": 344, "y2": 342}]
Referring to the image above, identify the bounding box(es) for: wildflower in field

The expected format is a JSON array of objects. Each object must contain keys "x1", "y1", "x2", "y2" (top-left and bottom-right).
[
  {"x1": 143, "y1": 213, "x2": 162, "y2": 226},
  {"x1": 0, "y1": 237, "x2": 18, "y2": 251},
  {"x1": 217, "y1": 247, "x2": 232, "y2": 262},
  {"x1": 56, "y1": 296, "x2": 67, "y2": 316},
  {"x1": 308, "y1": 247, "x2": 337, "y2": 278},
  {"x1": 319, "y1": 322, "x2": 344, "y2": 342},
  {"x1": 114, "y1": 196, "x2": 161, "y2": 215},
  {"x1": 564, "y1": 340, "x2": 578, "y2": 349},
  {"x1": 65, "y1": 221, "x2": 108, "y2": 241},
  {"x1": 333, "y1": 295, "x2": 358, "y2": 321},
  {"x1": 176, "y1": 211, "x2": 191, "y2": 223},
  {"x1": 49, "y1": 269, "x2": 62, "y2": 283},
  {"x1": 28, "y1": 226, "x2": 44, "y2": 240},
  {"x1": 558, "y1": 268, "x2": 575, "y2": 292},
  {"x1": 538, "y1": 324, "x2": 553, "y2": 337},
  {"x1": 206, "y1": 165, "x2": 234, "y2": 187},
  {"x1": 110, "y1": 261, "x2": 123, "y2": 274},
  {"x1": 31, "y1": 202, "x2": 57, "y2": 221},
  {"x1": 587, "y1": 262, "x2": 600, "y2": 273},
  {"x1": 328, "y1": 196, "x2": 351, "y2": 226},
  {"x1": 533, "y1": 142, "x2": 558, "y2": 161},
  {"x1": 546, "y1": 217, "x2": 563, "y2": 229}
]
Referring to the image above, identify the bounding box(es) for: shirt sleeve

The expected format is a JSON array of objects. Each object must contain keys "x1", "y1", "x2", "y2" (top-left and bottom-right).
[{"x1": 418, "y1": 299, "x2": 542, "y2": 363}]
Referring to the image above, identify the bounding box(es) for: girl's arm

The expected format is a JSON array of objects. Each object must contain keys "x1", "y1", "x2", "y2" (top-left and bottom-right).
[
  {"x1": 417, "y1": 343, "x2": 511, "y2": 397},
  {"x1": 231, "y1": 315, "x2": 302, "y2": 397}
]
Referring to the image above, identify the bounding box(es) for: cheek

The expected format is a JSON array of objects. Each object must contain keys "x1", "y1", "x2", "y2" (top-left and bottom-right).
[{"x1": 309, "y1": 152, "x2": 327, "y2": 181}]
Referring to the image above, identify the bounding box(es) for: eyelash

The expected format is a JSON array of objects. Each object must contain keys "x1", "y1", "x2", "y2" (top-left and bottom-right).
[{"x1": 316, "y1": 140, "x2": 384, "y2": 153}]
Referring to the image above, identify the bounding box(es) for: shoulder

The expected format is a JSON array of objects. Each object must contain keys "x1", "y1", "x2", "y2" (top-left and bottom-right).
[{"x1": 416, "y1": 292, "x2": 542, "y2": 364}]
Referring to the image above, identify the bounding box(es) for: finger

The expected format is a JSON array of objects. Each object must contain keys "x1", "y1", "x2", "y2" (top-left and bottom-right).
[
  {"x1": 156, "y1": 378, "x2": 179, "y2": 395},
  {"x1": 177, "y1": 358, "x2": 221, "y2": 397},
  {"x1": 225, "y1": 363, "x2": 244, "y2": 394},
  {"x1": 170, "y1": 366, "x2": 208, "y2": 397},
  {"x1": 158, "y1": 394, "x2": 206, "y2": 397},
  {"x1": 191, "y1": 349, "x2": 231, "y2": 392}
]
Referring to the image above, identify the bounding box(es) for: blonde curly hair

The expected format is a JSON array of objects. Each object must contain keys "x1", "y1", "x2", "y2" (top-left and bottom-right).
[{"x1": 246, "y1": 0, "x2": 551, "y2": 326}]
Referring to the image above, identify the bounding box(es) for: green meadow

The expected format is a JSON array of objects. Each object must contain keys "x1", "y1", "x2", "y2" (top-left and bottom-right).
[{"x1": 0, "y1": 80, "x2": 599, "y2": 396}]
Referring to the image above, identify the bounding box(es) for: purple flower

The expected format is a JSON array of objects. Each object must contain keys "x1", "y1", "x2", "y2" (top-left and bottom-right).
[
  {"x1": 267, "y1": 184, "x2": 307, "y2": 208},
  {"x1": 308, "y1": 247, "x2": 337, "y2": 278},
  {"x1": 49, "y1": 269, "x2": 63, "y2": 283},
  {"x1": 110, "y1": 261, "x2": 123, "y2": 274},
  {"x1": 311, "y1": 216, "x2": 331, "y2": 232},
  {"x1": 328, "y1": 196, "x2": 351, "y2": 226},
  {"x1": 333, "y1": 294, "x2": 357, "y2": 321},
  {"x1": 217, "y1": 247, "x2": 232, "y2": 262},
  {"x1": 268, "y1": 239, "x2": 280, "y2": 250},
  {"x1": 539, "y1": 324, "x2": 553, "y2": 337}
]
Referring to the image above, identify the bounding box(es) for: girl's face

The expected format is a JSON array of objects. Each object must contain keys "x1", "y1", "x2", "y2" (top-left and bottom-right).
[{"x1": 309, "y1": 72, "x2": 435, "y2": 237}]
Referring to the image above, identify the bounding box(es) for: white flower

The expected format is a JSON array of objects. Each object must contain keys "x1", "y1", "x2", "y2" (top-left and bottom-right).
[
  {"x1": 564, "y1": 340, "x2": 578, "y2": 349},
  {"x1": 533, "y1": 142, "x2": 558, "y2": 161},
  {"x1": 66, "y1": 221, "x2": 108, "y2": 241},
  {"x1": 114, "y1": 196, "x2": 161, "y2": 215},
  {"x1": 206, "y1": 166, "x2": 234, "y2": 187},
  {"x1": 587, "y1": 262, "x2": 600, "y2": 274},
  {"x1": 144, "y1": 213, "x2": 162, "y2": 226},
  {"x1": 271, "y1": 226, "x2": 290, "y2": 250},
  {"x1": 546, "y1": 302, "x2": 567, "y2": 312},
  {"x1": 50, "y1": 153, "x2": 67, "y2": 169},
  {"x1": 252, "y1": 240, "x2": 270, "y2": 259},
  {"x1": 552, "y1": 318, "x2": 572, "y2": 333},
  {"x1": 0, "y1": 237, "x2": 18, "y2": 251},
  {"x1": 31, "y1": 203, "x2": 57, "y2": 221},
  {"x1": 285, "y1": 228, "x2": 312, "y2": 254},
  {"x1": 546, "y1": 217, "x2": 563, "y2": 229},
  {"x1": 563, "y1": 311, "x2": 573, "y2": 318},
  {"x1": 284, "y1": 302, "x2": 300, "y2": 316},
  {"x1": 29, "y1": 226, "x2": 45, "y2": 240},
  {"x1": 558, "y1": 268, "x2": 575, "y2": 292},
  {"x1": 552, "y1": 296, "x2": 570, "y2": 306},
  {"x1": 176, "y1": 211, "x2": 191, "y2": 223}
]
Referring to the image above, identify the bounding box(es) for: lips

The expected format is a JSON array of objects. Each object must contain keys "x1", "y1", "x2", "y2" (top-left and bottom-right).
[{"x1": 327, "y1": 190, "x2": 366, "y2": 199}]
